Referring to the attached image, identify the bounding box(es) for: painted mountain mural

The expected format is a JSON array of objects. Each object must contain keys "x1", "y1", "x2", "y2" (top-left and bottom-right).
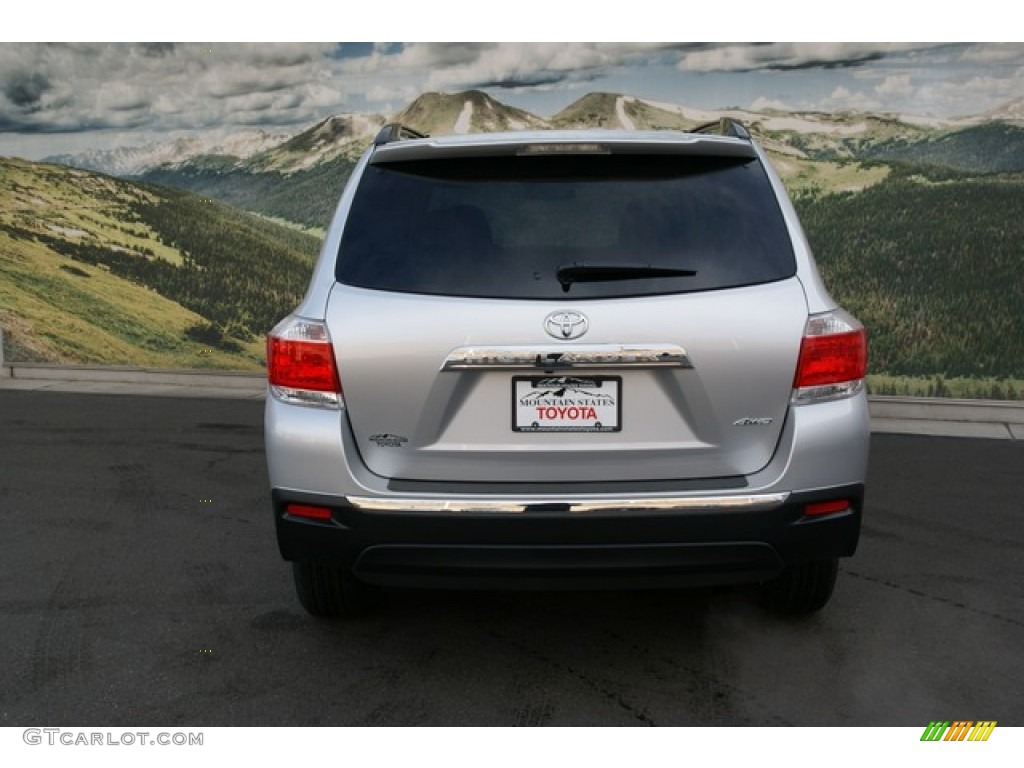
[{"x1": 5, "y1": 88, "x2": 1024, "y2": 397}]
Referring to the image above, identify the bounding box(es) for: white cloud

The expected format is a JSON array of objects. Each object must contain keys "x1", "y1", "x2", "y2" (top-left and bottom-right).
[
  {"x1": 2, "y1": 40, "x2": 1022, "y2": 159},
  {"x1": 915, "y1": 72, "x2": 1024, "y2": 116},
  {"x1": 678, "y1": 43, "x2": 944, "y2": 73},
  {"x1": 876, "y1": 74, "x2": 914, "y2": 97},
  {"x1": 341, "y1": 42, "x2": 674, "y2": 92},
  {"x1": 366, "y1": 83, "x2": 419, "y2": 104},
  {"x1": 822, "y1": 86, "x2": 882, "y2": 113},
  {"x1": 96, "y1": 82, "x2": 150, "y2": 112},
  {"x1": 958, "y1": 43, "x2": 1024, "y2": 65},
  {"x1": 749, "y1": 96, "x2": 795, "y2": 112},
  {"x1": 0, "y1": 43, "x2": 349, "y2": 134},
  {"x1": 303, "y1": 83, "x2": 346, "y2": 109}
]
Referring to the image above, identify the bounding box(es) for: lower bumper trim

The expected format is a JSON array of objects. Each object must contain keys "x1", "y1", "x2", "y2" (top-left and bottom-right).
[
  {"x1": 344, "y1": 492, "x2": 790, "y2": 515},
  {"x1": 272, "y1": 484, "x2": 864, "y2": 590},
  {"x1": 354, "y1": 542, "x2": 783, "y2": 590}
]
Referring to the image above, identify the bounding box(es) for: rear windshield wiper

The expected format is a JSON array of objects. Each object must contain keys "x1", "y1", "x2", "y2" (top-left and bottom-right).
[{"x1": 556, "y1": 264, "x2": 697, "y2": 293}]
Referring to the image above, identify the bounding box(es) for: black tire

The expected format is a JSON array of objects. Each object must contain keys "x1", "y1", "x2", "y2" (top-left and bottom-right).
[
  {"x1": 291, "y1": 562, "x2": 375, "y2": 618},
  {"x1": 759, "y1": 557, "x2": 838, "y2": 615}
]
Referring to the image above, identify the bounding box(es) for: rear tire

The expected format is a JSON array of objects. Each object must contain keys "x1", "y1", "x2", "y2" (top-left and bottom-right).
[
  {"x1": 759, "y1": 557, "x2": 838, "y2": 615},
  {"x1": 292, "y1": 562, "x2": 375, "y2": 618}
]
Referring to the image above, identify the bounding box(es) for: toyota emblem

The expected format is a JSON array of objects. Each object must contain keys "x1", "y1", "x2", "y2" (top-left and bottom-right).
[{"x1": 544, "y1": 310, "x2": 589, "y2": 340}]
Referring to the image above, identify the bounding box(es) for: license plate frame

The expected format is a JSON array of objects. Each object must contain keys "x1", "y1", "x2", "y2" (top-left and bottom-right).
[{"x1": 512, "y1": 375, "x2": 622, "y2": 433}]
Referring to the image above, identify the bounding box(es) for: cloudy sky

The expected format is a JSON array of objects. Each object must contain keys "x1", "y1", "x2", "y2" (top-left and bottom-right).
[{"x1": 2, "y1": 41, "x2": 1022, "y2": 159}]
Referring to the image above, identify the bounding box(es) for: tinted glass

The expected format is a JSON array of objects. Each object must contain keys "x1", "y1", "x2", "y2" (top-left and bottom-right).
[{"x1": 336, "y1": 154, "x2": 796, "y2": 299}]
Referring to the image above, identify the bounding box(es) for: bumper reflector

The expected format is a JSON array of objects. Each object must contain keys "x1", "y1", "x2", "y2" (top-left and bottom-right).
[
  {"x1": 805, "y1": 500, "x2": 851, "y2": 517},
  {"x1": 286, "y1": 504, "x2": 333, "y2": 521}
]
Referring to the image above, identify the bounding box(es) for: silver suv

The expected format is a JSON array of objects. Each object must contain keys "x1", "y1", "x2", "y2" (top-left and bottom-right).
[{"x1": 265, "y1": 121, "x2": 869, "y2": 616}]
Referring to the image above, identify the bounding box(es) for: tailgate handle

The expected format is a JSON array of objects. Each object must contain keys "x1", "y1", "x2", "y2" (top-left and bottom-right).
[{"x1": 442, "y1": 344, "x2": 693, "y2": 371}]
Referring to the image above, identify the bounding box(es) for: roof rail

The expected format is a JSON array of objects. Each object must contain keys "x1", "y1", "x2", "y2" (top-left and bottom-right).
[
  {"x1": 374, "y1": 123, "x2": 429, "y2": 146},
  {"x1": 692, "y1": 118, "x2": 750, "y2": 140}
]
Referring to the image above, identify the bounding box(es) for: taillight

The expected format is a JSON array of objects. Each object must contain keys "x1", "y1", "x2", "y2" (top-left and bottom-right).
[
  {"x1": 267, "y1": 316, "x2": 342, "y2": 409},
  {"x1": 792, "y1": 310, "x2": 867, "y2": 405}
]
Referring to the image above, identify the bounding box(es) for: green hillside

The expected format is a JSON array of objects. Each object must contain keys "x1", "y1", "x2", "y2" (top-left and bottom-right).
[
  {"x1": 855, "y1": 123, "x2": 1024, "y2": 174},
  {"x1": 0, "y1": 157, "x2": 320, "y2": 369},
  {"x1": 141, "y1": 153, "x2": 353, "y2": 231},
  {"x1": 796, "y1": 167, "x2": 1024, "y2": 379}
]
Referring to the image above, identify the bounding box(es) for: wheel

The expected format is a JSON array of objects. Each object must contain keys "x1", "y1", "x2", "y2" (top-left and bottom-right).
[
  {"x1": 291, "y1": 561, "x2": 375, "y2": 618},
  {"x1": 759, "y1": 557, "x2": 838, "y2": 615}
]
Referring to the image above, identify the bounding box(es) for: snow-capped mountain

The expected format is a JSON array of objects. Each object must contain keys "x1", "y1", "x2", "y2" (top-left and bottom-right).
[
  {"x1": 984, "y1": 97, "x2": 1024, "y2": 124},
  {"x1": 45, "y1": 137, "x2": 205, "y2": 176},
  {"x1": 394, "y1": 90, "x2": 549, "y2": 136},
  {"x1": 44, "y1": 128, "x2": 293, "y2": 176},
  {"x1": 244, "y1": 113, "x2": 385, "y2": 173},
  {"x1": 48, "y1": 89, "x2": 1024, "y2": 181},
  {"x1": 206, "y1": 129, "x2": 296, "y2": 160}
]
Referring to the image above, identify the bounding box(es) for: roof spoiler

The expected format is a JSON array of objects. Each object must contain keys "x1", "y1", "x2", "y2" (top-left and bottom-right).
[
  {"x1": 374, "y1": 123, "x2": 430, "y2": 146},
  {"x1": 692, "y1": 118, "x2": 750, "y2": 140}
]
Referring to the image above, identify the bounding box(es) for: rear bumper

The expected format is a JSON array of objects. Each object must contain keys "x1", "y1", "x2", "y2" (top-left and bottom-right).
[{"x1": 272, "y1": 484, "x2": 863, "y2": 590}]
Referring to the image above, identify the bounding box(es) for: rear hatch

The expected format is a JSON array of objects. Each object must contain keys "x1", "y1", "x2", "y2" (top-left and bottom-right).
[{"x1": 329, "y1": 136, "x2": 805, "y2": 483}]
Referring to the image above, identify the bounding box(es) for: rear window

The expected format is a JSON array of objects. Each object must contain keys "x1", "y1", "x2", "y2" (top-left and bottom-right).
[{"x1": 336, "y1": 153, "x2": 796, "y2": 299}]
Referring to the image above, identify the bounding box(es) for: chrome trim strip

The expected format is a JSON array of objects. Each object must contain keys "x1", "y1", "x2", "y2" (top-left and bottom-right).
[
  {"x1": 441, "y1": 344, "x2": 693, "y2": 371},
  {"x1": 345, "y1": 492, "x2": 789, "y2": 515}
]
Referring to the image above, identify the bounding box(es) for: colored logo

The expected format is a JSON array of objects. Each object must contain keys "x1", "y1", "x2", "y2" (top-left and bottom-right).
[{"x1": 920, "y1": 721, "x2": 996, "y2": 741}]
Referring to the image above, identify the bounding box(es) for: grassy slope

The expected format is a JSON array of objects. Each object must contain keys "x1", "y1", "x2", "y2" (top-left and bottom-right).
[
  {"x1": 772, "y1": 155, "x2": 890, "y2": 196},
  {"x1": 795, "y1": 169, "x2": 1024, "y2": 380},
  {"x1": 857, "y1": 122, "x2": 1024, "y2": 174},
  {"x1": 141, "y1": 152, "x2": 352, "y2": 231},
  {"x1": 0, "y1": 157, "x2": 317, "y2": 369},
  {"x1": 0, "y1": 231, "x2": 262, "y2": 368}
]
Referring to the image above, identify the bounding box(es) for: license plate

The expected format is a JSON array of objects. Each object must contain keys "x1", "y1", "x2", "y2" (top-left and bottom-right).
[{"x1": 513, "y1": 376, "x2": 621, "y2": 432}]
